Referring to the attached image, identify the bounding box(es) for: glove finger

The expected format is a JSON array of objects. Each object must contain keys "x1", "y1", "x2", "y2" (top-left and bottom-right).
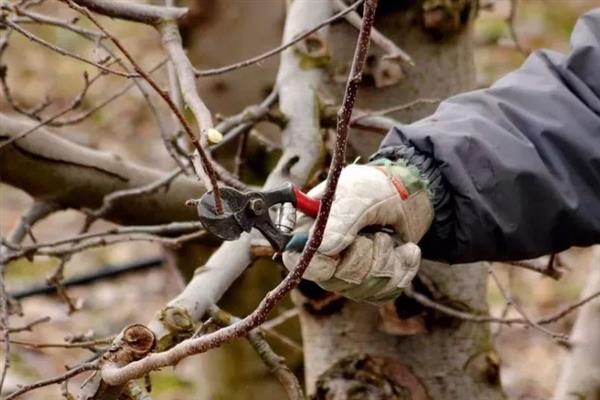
[
  {"x1": 363, "y1": 241, "x2": 421, "y2": 304},
  {"x1": 282, "y1": 250, "x2": 339, "y2": 282}
]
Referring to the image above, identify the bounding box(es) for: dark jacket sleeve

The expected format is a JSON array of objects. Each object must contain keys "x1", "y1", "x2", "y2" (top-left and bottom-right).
[{"x1": 371, "y1": 9, "x2": 600, "y2": 264}]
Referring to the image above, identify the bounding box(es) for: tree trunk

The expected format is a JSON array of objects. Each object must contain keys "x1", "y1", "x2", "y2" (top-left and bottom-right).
[
  {"x1": 188, "y1": 1, "x2": 505, "y2": 399},
  {"x1": 298, "y1": 2, "x2": 504, "y2": 399},
  {"x1": 553, "y1": 246, "x2": 600, "y2": 400}
]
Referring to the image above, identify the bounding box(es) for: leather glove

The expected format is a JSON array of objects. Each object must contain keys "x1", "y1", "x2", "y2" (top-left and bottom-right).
[{"x1": 282, "y1": 161, "x2": 434, "y2": 304}]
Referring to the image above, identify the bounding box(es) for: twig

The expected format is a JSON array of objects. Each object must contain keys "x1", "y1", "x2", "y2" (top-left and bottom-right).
[
  {"x1": 159, "y1": 21, "x2": 224, "y2": 212},
  {"x1": 8, "y1": 316, "x2": 51, "y2": 333},
  {"x1": 0, "y1": 265, "x2": 9, "y2": 394},
  {"x1": 99, "y1": 0, "x2": 379, "y2": 385},
  {"x1": 7, "y1": 201, "x2": 58, "y2": 245},
  {"x1": 506, "y1": 254, "x2": 563, "y2": 280},
  {"x1": 85, "y1": 167, "x2": 185, "y2": 225},
  {"x1": 210, "y1": 306, "x2": 304, "y2": 400},
  {"x1": 3, "y1": 19, "x2": 132, "y2": 77},
  {"x1": 0, "y1": 71, "x2": 104, "y2": 149},
  {"x1": 332, "y1": 0, "x2": 413, "y2": 65},
  {"x1": 193, "y1": 0, "x2": 365, "y2": 77},
  {"x1": 261, "y1": 308, "x2": 299, "y2": 331},
  {"x1": 488, "y1": 266, "x2": 569, "y2": 343},
  {"x1": 5, "y1": 362, "x2": 98, "y2": 400},
  {"x1": 2, "y1": 222, "x2": 204, "y2": 263},
  {"x1": 47, "y1": 257, "x2": 80, "y2": 313},
  {"x1": 506, "y1": 0, "x2": 528, "y2": 56},
  {"x1": 10, "y1": 7, "x2": 103, "y2": 39},
  {"x1": 6, "y1": 336, "x2": 113, "y2": 349},
  {"x1": 406, "y1": 287, "x2": 600, "y2": 328},
  {"x1": 67, "y1": 0, "x2": 223, "y2": 213}
]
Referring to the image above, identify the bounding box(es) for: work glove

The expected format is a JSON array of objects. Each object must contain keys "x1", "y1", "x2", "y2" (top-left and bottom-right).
[{"x1": 282, "y1": 160, "x2": 434, "y2": 304}]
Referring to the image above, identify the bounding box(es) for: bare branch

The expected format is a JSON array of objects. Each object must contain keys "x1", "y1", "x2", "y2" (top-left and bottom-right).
[
  {"x1": 0, "y1": 70, "x2": 107, "y2": 149},
  {"x1": 7, "y1": 201, "x2": 58, "y2": 245},
  {"x1": 69, "y1": 0, "x2": 187, "y2": 25},
  {"x1": 3, "y1": 19, "x2": 132, "y2": 78},
  {"x1": 0, "y1": 115, "x2": 202, "y2": 226},
  {"x1": 2, "y1": 222, "x2": 205, "y2": 263},
  {"x1": 7, "y1": 316, "x2": 51, "y2": 333},
  {"x1": 193, "y1": 0, "x2": 365, "y2": 77},
  {"x1": 5, "y1": 362, "x2": 98, "y2": 400},
  {"x1": 159, "y1": 20, "x2": 224, "y2": 212},
  {"x1": 332, "y1": 0, "x2": 413, "y2": 65},
  {"x1": 210, "y1": 306, "x2": 304, "y2": 400},
  {"x1": 98, "y1": 0, "x2": 378, "y2": 385},
  {"x1": 506, "y1": 0, "x2": 528, "y2": 56},
  {"x1": 505, "y1": 254, "x2": 563, "y2": 280},
  {"x1": 489, "y1": 266, "x2": 569, "y2": 343},
  {"x1": 67, "y1": 0, "x2": 223, "y2": 213}
]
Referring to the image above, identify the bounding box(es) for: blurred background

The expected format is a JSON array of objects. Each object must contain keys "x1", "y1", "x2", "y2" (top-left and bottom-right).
[{"x1": 1, "y1": 0, "x2": 599, "y2": 398}]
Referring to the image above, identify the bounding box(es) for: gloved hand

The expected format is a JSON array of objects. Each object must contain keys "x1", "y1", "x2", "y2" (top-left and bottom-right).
[{"x1": 282, "y1": 161, "x2": 434, "y2": 304}]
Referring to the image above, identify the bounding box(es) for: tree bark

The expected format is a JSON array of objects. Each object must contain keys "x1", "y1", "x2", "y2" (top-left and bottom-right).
[
  {"x1": 298, "y1": 1, "x2": 504, "y2": 399},
  {"x1": 0, "y1": 115, "x2": 202, "y2": 225},
  {"x1": 553, "y1": 246, "x2": 600, "y2": 400}
]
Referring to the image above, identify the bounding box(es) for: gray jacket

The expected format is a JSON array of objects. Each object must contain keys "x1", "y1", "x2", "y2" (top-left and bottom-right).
[{"x1": 372, "y1": 9, "x2": 600, "y2": 264}]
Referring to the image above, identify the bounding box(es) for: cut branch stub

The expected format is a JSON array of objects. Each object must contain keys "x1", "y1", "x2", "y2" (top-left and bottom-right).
[
  {"x1": 105, "y1": 324, "x2": 156, "y2": 366},
  {"x1": 155, "y1": 306, "x2": 195, "y2": 351}
]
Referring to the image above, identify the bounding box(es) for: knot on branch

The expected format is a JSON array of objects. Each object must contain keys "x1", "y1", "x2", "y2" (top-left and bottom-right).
[
  {"x1": 422, "y1": 0, "x2": 478, "y2": 37},
  {"x1": 313, "y1": 354, "x2": 430, "y2": 400},
  {"x1": 155, "y1": 306, "x2": 196, "y2": 350},
  {"x1": 295, "y1": 34, "x2": 331, "y2": 69}
]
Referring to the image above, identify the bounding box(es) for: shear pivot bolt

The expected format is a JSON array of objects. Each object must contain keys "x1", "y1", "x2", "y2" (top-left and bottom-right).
[{"x1": 249, "y1": 198, "x2": 266, "y2": 215}]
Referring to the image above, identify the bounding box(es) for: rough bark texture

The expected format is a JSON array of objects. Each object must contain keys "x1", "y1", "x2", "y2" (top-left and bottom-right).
[
  {"x1": 554, "y1": 246, "x2": 600, "y2": 400},
  {"x1": 0, "y1": 115, "x2": 202, "y2": 225},
  {"x1": 298, "y1": 1, "x2": 504, "y2": 399}
]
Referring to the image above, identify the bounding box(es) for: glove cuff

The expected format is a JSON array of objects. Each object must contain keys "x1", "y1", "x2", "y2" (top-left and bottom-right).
[{"x1": 369, "y1": 144, "x2": 453, "y2": 250}]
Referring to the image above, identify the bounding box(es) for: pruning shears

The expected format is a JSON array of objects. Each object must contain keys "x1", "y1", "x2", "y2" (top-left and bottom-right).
[{"x1": 195, "y1": 183, "x2": 320, "y2": 252}]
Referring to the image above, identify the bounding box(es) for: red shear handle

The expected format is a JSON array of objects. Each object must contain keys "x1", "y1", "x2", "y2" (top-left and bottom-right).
[{"x1": 292, "y1": 186, "x2": 320, "y2": 218}]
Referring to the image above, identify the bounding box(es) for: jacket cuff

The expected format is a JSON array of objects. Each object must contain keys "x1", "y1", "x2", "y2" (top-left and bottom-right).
[{"x1": 369, "y1": 142, "x2": 454, "y2": 252}]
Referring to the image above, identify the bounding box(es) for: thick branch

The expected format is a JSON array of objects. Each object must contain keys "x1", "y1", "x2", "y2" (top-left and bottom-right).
[
  {"x1": 0, "y1": 115, "x2": 202, "y2": 226},
  {"x1": 69, "y1": 0, "x2": 187, "y2": 25}
]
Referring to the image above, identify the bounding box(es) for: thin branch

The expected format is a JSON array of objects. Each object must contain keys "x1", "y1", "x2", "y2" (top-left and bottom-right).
[
  {"x1": 5, "y1": 362, "x2": 98, "y2": 400},
  {"x1": 407, "y1": 286, "x2": 600, "y2": 328},
  {"x1": 67, "y1": 0, "x2": 223, "y2": 213},
  {"x1": 7, "y1": 201, "x2": 59, "y2": 245},
  {"x1": 192, "y1": 0, "x2": 365, "y2": 77},
  {"x1": 99, "y1": 0, "x2": 379, "y2": 385},
  {"x1": 210, "y1": 89, "x2": 279, "y2": 152},
  {"x1": 159, "y1": 21, "x2": 224, "y2": 212},
  {"x1": 506, "y1": 254, "x2": 563, "y2": 280},
  {"x1": 210, "y1": 306, "x2": 304, "y2": 400},
  {"x1": 0, "y1": 71, "x2": 104, "y2": 149},
  {"x1": 332, "y1": 0, "x2": 413, "y2": 65},
  {"x1": 260, "y1": 308, "x2": 299, "y2": 331},
  {"x1": 10, "y1": 8, "x2": 103, "y2": 39},
  {"x1": 86, "y1": 167, "x2": 185, "y2": 223},
  {"x1": 7, "y1": 316, "x2": 51, "y2": 333},
  {"x1": 506, "y1": 0, "x2": 528, "y2": 56},
  {"x1": 6, "y1": 336, "x2": 112, "y2": 349},
  {"x1": 3, "y1": 19, "x2": 132, "y2": 77},
  {"x1": 2, "y1": 222, "x2": 204, "y2": 263},
  {"x1": 489, "y1": 266, "x2": 569, "y2": 343},
  {"x1": 0, "y1": 265, "x2": 9, "y2": 394}
]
